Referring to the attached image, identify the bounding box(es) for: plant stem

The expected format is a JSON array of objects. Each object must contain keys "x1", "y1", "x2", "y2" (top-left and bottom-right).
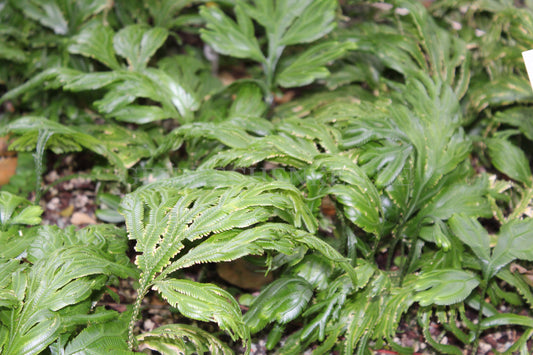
[
  {"x1": 33, "y1": 130, "x2": 53, "y2": 204},
  {"x1": 472, "y1": 278, "x2": 489, "y2": 354},
  {"x1": 127, "y1": 275, "x2": 151, "y2": 350}
]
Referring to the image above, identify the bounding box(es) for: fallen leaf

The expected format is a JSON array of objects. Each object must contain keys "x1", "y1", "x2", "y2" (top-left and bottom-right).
[
  {"x1": 216, "y1": 258, "x2": 273, "y2": 290},
  {"x1": 71, "y1": 212, "x2": 97, "y2": 225},
  {"x1": 60, "y1": 205, "x2": 74, "y2": 217}
]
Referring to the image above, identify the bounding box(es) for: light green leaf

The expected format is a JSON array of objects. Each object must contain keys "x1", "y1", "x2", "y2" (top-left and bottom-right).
[
  {"x1": 9, "y1": 206, "x2": 43, "y2": 226},
  {"x1": 276, "y1": 41, "x2": 356, "y2": 88},
  {"x1": 153, "y1": 279, "x2": 248, "y2": 342},
  {"x1": 449, "y1": 214, "x2": 491, "y2": 265},
  {"x1": 199, "y1": 5, "x2": 264, "y2": 62},
  {"x1": 414, "y1": 269, "x2": 479, "y2": 306},
  {"x1": 487, "y1": 138, "x2": 532, "y2": 186},
  {"x1": 0, "y1": 193, "x2": 41, "y2": 230},
  {"x1": 244, "y1": 277, "x2": 313, "y2": 333},
  {"x1": 69, "y1": 22, "x2": 121, "y2": 70},
  {"x1": 480, "y1": 313, "x2": 533, "y2": 330},
  {"x1": 113, "y1": 25, "x2": 168, "y2": 70}
]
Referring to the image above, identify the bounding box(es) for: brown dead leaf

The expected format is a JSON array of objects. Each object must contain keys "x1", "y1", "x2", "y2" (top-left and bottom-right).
[
  {"x1": 71, "y1": 212, "x2": 97, "y2": 226},
  {"x1": 510, "y1": 263, "x2": 533, "y2": 287},
  {"x1": 217, "y1": 258, "x2": 273, "y2": 290},
  {"x1": 274, "y1": 90, "x2": 295, "y2": 104}
]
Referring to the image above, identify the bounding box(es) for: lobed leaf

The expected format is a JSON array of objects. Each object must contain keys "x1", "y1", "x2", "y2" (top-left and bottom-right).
[
  {"x1": 69, "y1": 22, "x2": 121, "y2": 70},
  {"x1": 137, "y1": 324, "x2": 233, "y2": 355},
  {"x1": 414, "y1": 269, "x2": 479, "y2": 306},
  {"x1": 113, "y1": 25, "x2": 168, "y2": 70},
  {"x1": 276, "y1": 41, "x2": 356, "y2": 88},
  {"x1": 199, "y1": 5, "x2": 263, "y2": 62},
  {"x1": 153, "y1": 279, "x2": 248, "y2": 342}
]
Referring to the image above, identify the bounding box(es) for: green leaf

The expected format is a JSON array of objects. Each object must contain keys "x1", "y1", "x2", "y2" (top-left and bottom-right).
[
  {"x1": 153, "y1": 279, "x2": 248, "y2": 342},
  {"x1": 0, "y1": 191, "x2": 42, "y2": 227},
  {"x1": 489, "y1": 218, "x2": 533, "y2": 278},
  {"x1": 480, "y1": 313, "x2": 533, "y2": 330},
  {"x1": 137, "y1": 324, "x2": 233, "y2": 355},
  {"x1": 0, "y1": 42, "x2": 27, "y2": 62},
  {"x1": 9, "y1": 206, "x2": 42, "y2": 226},
  {"x1": 199, "y1": 5, "x2": 263, "y2": 62},
  {"x1": 311, "y1": 155, "x2": 383, "y2": 235},
  {"x1": 278, "y1": 0, "x2": 337, "y2": 45},
  {"x1": 69, "y1": 22, "x2": 121, "y2": 70},
  {"x1": 494, "y1": 108, "x2": 533, "y2": 141},
  {"x1": 414, "y1": 269, "x2": 479, "y2": 306},
  {"x1": 487, "y1": 138, "x2": 532, "y2": 186},
  {"x1": 468, "y1": 77, "x2": 533, "y2": 113},
  {"x1": 3, "y1": 117, "x2": 130, "y2": 176},
  {"x1": 359, "y1": 143, "x2": 413, "y2": 188},
  {"x1": 417, "y1": 180, "x2": 492, "y2": 221},
  {"x1": 449, "y1": 214, "x2": 491, "y2": 265},
  {"x1": 276, "y1": 41, "x2": 356, "y2": 88},
  {"x1": 95, "y1": 209, "x2": 125, "y2": 224},
  {"x1": 1, "y1": 243, "x2": 133, "y2": 355},
  {"x1": 419, "y1": 222, "x2": 451, "y2": 251},
  {"x1": 244, "y1": 277, "x2": 313, "y2": 333},
  {"x1": 62, "y1": 313, "x2": 134, "y2": 355},
  {"x1": 13, "y1": 0, "x2": 68, "y2": 35},
  {"x1": 113, "y1": 25, "x2": 168, "y2": 70}
]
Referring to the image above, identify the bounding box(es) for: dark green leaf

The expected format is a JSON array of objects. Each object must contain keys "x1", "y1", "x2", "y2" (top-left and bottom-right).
[{"x1": 244, "y1": 277, "x2": 313, "y2": 333}]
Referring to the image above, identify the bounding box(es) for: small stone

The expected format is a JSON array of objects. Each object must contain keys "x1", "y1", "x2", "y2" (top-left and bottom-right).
[{"x1": 143, "y1": 319, "x2": 155, "y2": 331}]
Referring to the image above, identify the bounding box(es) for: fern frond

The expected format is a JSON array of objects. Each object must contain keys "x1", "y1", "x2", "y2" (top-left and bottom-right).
[{"x1": 137, "y1": 324, "x2": 234, "y2": 355}]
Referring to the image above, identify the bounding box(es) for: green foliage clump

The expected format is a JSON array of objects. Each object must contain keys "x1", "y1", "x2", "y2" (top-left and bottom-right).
[{"x1": 1, "y1": 0, "x2": 532, "y2": 354}]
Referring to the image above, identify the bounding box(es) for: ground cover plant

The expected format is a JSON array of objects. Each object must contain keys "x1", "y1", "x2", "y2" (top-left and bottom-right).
[{"x1": 0, "y1": 0, "x2": 532, "y2": 354}]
